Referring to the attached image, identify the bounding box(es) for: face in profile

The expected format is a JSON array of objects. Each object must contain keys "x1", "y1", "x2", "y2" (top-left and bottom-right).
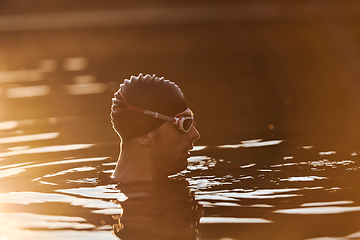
[{"x1": 151, "y1": 109, "x2": 200, "y2": 177}]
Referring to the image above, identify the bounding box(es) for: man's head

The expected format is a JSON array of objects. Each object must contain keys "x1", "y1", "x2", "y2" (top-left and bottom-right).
[
  {"x1": 111, "y1": 73, "x2": 188, "y2": 141},
  {"x1": 111, "y1": 74, "x2": 200, "y2": 182},
  {"x1": 110, "y1": 74, "x2": 200, "y2": 180}
]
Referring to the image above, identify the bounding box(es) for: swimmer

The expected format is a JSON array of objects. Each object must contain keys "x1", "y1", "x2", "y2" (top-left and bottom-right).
[{"x1": 109, "y1": 73, "x2": 200, "y2": 183}]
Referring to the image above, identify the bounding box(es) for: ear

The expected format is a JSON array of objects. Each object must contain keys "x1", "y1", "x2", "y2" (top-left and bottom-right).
[{"x1": 134, "y1": 133, "x2": 152, "y2": 146}]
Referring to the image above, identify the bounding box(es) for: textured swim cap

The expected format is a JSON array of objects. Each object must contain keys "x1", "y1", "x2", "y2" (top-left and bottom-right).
[{"x1": 111, "y1": 73, "x2": 188, "y2": 141}]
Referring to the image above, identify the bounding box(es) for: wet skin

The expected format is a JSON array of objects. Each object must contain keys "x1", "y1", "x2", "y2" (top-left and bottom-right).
[{"x1": 151, "y1": 109, "x2": 200, "y2": 176}]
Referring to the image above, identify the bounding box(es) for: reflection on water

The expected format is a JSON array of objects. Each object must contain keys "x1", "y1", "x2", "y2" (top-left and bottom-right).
[
  {"x1": 0, "y1": 144, "x2": 94, "y2": 158},
  {"x1": 1, "y1": 81, "x2": 360, "y2": 239},
  {"x1": 6, "y1": 85, "x2": 51, "y2": 98},
  {"x1": 0, "y1": 124, "x2": 360, "y2": 240},
  {"x1": 111, "y1": 179, "x2": 203, "y2": 240},
  {"x1": 0, "y1": 155, "x2": 100, "y2": 179},
  {"x1": 0, "y1": 212, "x2": 94, "y2": 229},
  {"x1": 2, "y1": 3, "x2": 360, "y2": 238},
  {"x1": 200, "y1": 217, "x2": 272, "y2": 224},
  {"x1": 0, "y1": 132, "x2": 59, "y2": 144},
  {"x1": 0, "y1": 57, "x2": 109, "y2": 100},
  {"x1": 218, "y1": 139, "x2": 284, "y2": 148},
  {"x1": 275, "y1": 206, "x2": 360, "y2": 215}
]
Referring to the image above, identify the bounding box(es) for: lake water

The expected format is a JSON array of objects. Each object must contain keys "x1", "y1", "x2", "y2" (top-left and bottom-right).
[
  {"x1": 2, "y1": 7, "x2": 360, "y2": 238},
  {"x1": 1, "y1": 112, "x2": 360, "y2": 240}
]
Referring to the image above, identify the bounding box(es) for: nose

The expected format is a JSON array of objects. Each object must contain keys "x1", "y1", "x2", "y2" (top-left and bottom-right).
[{"x1": 187, "y1": 125, "x2": 200, "y2": 141}]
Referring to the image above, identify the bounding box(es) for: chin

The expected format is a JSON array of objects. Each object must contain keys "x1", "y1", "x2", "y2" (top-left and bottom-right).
[
  {"x1": 170, "y1": 161, "x2": 188, "y2": 176},
  {"x1": 179, "y1": 160, "x2": 189, "y2": 171}
]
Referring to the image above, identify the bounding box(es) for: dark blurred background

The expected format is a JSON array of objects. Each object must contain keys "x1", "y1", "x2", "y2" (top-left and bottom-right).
[{"x1": 1, "y1": 0, "x2": 360, "y2": 147}]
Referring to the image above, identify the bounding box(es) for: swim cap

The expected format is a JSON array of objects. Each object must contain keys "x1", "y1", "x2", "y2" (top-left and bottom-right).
[{"x1": 111, "y1": 73, "x2": 188, "y2": 141}]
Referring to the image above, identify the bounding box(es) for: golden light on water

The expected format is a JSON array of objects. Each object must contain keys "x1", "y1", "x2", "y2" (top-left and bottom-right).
[
  {"x1": 0, "y1": 121, "x2": 18, "y2": 130},
  {"x1": 200, "y1": 217, "x2": 272, "y2": 224},
  {"x1": 0, "y1": 132, "x2": 59, "y2": 144},
  {"x1": 0, "y1": 155, "x2": 102, "y2": 178},
  {"x1": 1, "y1": 2, "x2": 360, "y2": 240},
  {"x1": 0, "y1": 144, "x2": 94, "y2": 158},
  {"x1": 218, "y1": 139, "x2": 283, "y2": 148},
  {"x1": 6, "y1": 85, "x2": 51, "y2": 98}
]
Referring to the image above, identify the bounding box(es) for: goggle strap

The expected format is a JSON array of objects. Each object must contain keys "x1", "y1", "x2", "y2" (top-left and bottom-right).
[
  {"x1": 144, "y1": 110, "x2": 175, "y2": 123},
  {"x1": 113, "y1": 89, "x2": 176, "y2": 123},
  {"x1": 112, "y1": 90, "x2": 146, "y2": 114}
]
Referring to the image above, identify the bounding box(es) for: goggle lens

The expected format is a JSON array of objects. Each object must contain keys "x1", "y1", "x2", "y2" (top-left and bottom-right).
[{"x1": 178, "y1": 117, "x2": 195, "y2": 132}]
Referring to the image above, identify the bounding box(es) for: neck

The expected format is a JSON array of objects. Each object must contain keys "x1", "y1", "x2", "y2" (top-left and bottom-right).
[{"x1": 112, "y1": 143, "x2": 159, "y2": 183}]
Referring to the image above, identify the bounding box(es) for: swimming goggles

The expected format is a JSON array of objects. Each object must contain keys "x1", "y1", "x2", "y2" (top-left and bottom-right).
[{"x1": 112, "y1": 89, "x2": 195, "y2": 133}]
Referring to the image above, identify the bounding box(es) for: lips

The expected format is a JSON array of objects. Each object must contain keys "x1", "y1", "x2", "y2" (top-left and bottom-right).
[
  {"x1": 186, "y1": 147, "x2": 192, "y2": 153},
  {"x1": 184, "y1": 146, "x2": 193, "y2": 158}
]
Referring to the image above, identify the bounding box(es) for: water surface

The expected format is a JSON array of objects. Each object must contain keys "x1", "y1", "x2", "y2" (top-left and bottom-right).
[{"x1": 1, "y1": 118, "x2": 360, "y2": 240}]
